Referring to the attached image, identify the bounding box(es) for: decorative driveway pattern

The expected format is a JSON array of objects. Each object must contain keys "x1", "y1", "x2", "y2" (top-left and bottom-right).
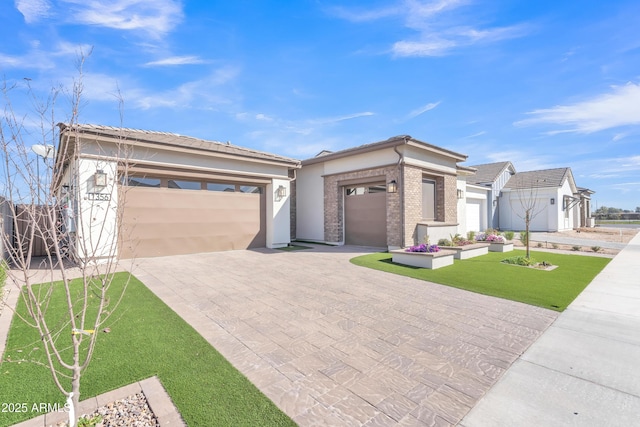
[{"x1": 129, "y1": 245, "x2": 557, "y2": 426}]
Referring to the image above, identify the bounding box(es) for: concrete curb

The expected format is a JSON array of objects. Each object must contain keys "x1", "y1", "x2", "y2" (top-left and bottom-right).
[{"x1": 10, "y1": 376, "x2": 185, "y2": 427}]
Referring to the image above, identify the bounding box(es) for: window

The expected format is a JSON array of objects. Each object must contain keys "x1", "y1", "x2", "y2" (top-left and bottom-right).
[
  {"x1": 123, "y1": 176, "x2": 161, "y2": 187},
  {"x1": 422, "y1": 178, "x2": 436, "y2": 220},
  {"x1": 238, "y1": 185, "x2": 262, "y2": 194},
  {"x1": 368, "y1": 184, "x2": 386, "y2": 194},
  {"x1": 206, "y1": 183, "x2": 236, "y2": 192},
  {"x1": 346, "y1": 184, "x2": 385, "y2": 196},
  {"x1": 346, "y1": 187, "x2": 366, "y2": 196},
  {"x1": 168, "y1": 180, "x2": 202, "y2": 190}
]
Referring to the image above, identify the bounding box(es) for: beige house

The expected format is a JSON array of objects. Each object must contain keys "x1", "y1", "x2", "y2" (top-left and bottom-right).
[
  {"x1": 294, "y1": 135, "x2": 469, "y2": 249},
  {"x1": 54, "y1": 124, "x2": 300, "y2": 261}
]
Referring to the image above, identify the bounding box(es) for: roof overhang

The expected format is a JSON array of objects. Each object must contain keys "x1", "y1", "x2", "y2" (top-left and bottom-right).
[{"x1": 302, "y1": 135, "x2": 468, "y2": 166}]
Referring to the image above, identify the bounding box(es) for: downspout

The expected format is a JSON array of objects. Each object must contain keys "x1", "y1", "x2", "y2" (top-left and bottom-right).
[{"x1": 394, "y1": 139, "x2": 408, "y2": 248}]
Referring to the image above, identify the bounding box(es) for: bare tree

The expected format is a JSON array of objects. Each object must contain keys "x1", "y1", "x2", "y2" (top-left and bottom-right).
[
  {"x1": 510, "y1": 175, "x2": 546, "y2": 259},
  {"x1": 0, "y1": 54, "x2": 132, "y2": 427}
]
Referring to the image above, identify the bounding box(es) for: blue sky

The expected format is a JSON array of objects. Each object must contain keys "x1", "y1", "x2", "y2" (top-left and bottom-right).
[{"x1": 2, "y1": 0, "x2": 639, "y2": 210}]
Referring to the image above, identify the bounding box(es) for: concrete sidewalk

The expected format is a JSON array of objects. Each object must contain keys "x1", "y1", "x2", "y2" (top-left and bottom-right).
[
  {"x1": 530, "y1": 231, "x2": 628, "y2": 250},
  {"x1": 460, "y1": 231, "x2": 640, "y2": 426}
]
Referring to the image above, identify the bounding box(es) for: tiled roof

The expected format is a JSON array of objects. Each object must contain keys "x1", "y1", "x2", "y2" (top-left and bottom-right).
[
  {"x1": 468, "y1": 161, "x2": 515, "y2": 184},
  {"x1": 58, "y1": 123, "x2": 300, "y2": 166},
  {"x1": 504, "y1": 167, "x2": 573, "y2": 189}
]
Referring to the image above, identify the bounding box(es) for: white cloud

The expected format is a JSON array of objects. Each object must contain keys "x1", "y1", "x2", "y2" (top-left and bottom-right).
[
  {"x1": 461, "y1": 131, "x2": 486, "y2": 139},
  {"x1": 130, "y1": 66, "x2": 241, "y2": 110},
  {"x1": 332, "y1": 0, "x2": 528, "y2": 57},
  {"x1": 144, "y1": 56, "x2": 206, "y2": 66},
  {"x1": 15, "y1": 0, "x2": 51, "y2": 23},
  {"x1": 406, "y1": 101, "x2": 440, "y2": 119},
  {"x1": 60, "y1": 0, "x2": 183, "y2": 38},
  {"x1": 311, "y1": 111, "x2": 375, "y2": 125},
  {"x1": 515, "y1": 82, "x2": 640, "y2": 133}
]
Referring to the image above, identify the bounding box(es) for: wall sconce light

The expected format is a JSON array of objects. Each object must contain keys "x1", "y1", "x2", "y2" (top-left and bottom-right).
[
  {"x1": 61, "y1": 185, "x2": 70, "y2": 195},
  {"x1": 550, "y1": 198, "x2": 555, "y2": 205},
  {"x1": 457, "y1": 189, "x2": 464, "y2": 199},
  {"x1": 387, "y1": 180, "x2": 398, "y2": 193},
  {"x1": 276, "y1": 185, "x2": 287, "y2": 199},
  {"x1": 94, "y1": 170, "x2": 107, "y2": 188}
]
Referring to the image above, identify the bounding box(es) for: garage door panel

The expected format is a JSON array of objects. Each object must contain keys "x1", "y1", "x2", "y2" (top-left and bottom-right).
[
  {"x1": 119, "y1": 186, "x2": 265, "y2": 258},
  {"x1": 345, "y1": 190, "x2": 386, "y2": 247}
]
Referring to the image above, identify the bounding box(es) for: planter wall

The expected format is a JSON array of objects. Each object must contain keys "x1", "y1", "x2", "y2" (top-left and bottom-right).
[
  {"x1": 390, "y1": 249, "x2": 455, "y2": 269},
  {"x1": 488, "y1": 241, "x2": 514, "y2": 252},
  {"x1": 438, "y1": 243, "x2": 489, "y2": 260}
]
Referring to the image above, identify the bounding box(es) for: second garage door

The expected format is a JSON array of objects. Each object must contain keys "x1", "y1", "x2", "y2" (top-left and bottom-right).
[
  {"x1": 344, "y1": 183, "x2": 387, "y2": 247},
  {"x1": 119, "y1": 177, "x2": 266, "y2": 258}
]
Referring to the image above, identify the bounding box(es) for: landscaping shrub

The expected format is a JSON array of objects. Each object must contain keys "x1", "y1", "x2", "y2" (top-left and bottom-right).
[
  {"x1": 520, "y1": 231, "x2": 529, "y2": 246},
  {"x1": 572, "y1": 245, "x2": 581, "y2": 251},
  {"x1": 591, "y1": 246, "x2": 602, "y2": 252},
  {"x1": 437, "y1": 238, "x2": 452, "y2": 246},
  {"x1": 537, "y1": 242, "x2": 543, "y2": 248},
  {"x1": 502, "y1": 256, "x2": 535, "y2": 266},
  {"x1": 467, "y1": 231, "x2": 476, "y2": 241},
  {"x1": 552, "y1": 243, "x2": 559, "y2": 249},
  {"x1": 503, "y1": 230, "x2": 515, "y2": 240}
]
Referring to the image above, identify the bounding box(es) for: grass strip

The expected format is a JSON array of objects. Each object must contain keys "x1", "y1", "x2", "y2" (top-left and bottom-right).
[
  {"x1": 0, "y1": 272, "x2": 295, "y2": 427},
  {"x1": 350, "y1": 250, "x2": 610, "y2": 312}
]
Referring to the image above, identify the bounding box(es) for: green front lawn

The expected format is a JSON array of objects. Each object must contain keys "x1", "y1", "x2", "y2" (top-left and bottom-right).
[
  {"x1": 0, "y1": 273, "x2": 295, "y2": 427},
  {"x1": 350, "y1": 250, "x2": 610, "y2": 311}
]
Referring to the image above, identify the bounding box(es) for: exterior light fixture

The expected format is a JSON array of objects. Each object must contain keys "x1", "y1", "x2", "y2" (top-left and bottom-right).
[
  {"x1": 276, "y1": 185, "x2": 287, "y2": 199},
  {"x1": 550, "y1": 198, "x2": 555, "y2": 205},
  {"x1": 94, "y1": 170, "x2": 107, "y2": 188},
  {"x1": 387, "y1": 180, "x2": 398, "y2": 193},
  {"x1": 61, "y1": 185, "x2": 70, "y2": 195},
  {"x1": 457, "y1": 189, "x2": 464, "y2": 199}
]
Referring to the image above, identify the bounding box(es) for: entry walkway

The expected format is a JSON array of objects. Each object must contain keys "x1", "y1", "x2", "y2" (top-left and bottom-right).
[
  {"x1": 461, "y1": 231, "x2": 640, "y2": 426},
  {"x1": 129, "y1": 245, "x2": 557, "y2": 426}
]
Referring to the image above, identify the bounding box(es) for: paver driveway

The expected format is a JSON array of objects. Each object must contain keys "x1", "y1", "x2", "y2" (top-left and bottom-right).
[{"x1": 128, "y1": 245, "x2": 557, "y2": 426}]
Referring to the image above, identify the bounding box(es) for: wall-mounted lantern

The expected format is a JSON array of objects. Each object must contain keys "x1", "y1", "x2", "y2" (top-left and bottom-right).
[
  {"x1": 457, "y1": 189, "x2": 464, "y2": 199},
  {"x1": 94, "y1": 170, "x2": 107, "y2": 188},
  {"x1": 550, "y1": 198, "x2": 555, "y2": 205},
  {"x1": 61, "y1": 184, "x2": 70, "y2": 195},
  {"x1": 387, "y1": 180, "x2": 398, "y2": 193},
  {"x1": 276, "y1": 185, "x2": 287, "y2": 199}
]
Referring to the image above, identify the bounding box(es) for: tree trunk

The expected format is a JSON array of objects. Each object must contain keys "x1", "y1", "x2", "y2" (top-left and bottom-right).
[{"x1": 525, "y1": 210, "x2": 531, "y2": 259}]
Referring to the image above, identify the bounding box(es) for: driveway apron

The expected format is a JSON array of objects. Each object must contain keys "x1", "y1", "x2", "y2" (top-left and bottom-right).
[{"x1": 128, "y1": 245, "x2": 557, "y2": 426}]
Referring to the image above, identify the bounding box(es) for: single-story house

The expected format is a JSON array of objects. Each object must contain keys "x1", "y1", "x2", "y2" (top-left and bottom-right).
[
  {"x1": 467, "y1": 161, "x2": 516, "y2": 230},
  {"x1": 54, "y1": 124, "x2": 300, "y2": 261},
  {"x1": 294, "y1": 135, "x2": 469, "y2": 249},
  {"x1": 499, "y1": 167, "x2": 583, "y2": 232},
  {"x1": 468, "y1": 163, "x2": 595, "y2": 233}
]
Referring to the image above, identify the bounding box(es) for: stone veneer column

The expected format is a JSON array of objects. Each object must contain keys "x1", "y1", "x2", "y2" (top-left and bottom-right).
[{"x1": 403, "y1": 165, "x2": 423, "y2": 246}]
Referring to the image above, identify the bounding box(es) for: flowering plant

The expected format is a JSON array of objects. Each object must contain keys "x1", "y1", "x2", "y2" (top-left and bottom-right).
[
  {"x1": 405, "y1": 243, "x2": 440, "y2": 253},
  {"x1": 476, "y1": 233, "x2": 505, "y2": 243}
]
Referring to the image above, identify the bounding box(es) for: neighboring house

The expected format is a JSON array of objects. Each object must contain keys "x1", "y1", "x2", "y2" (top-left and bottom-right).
[
  {"x1": 467, "y1": 162, "x2": 516, "y2": 230},
  {"x1": 295, "y1": 135, "x2": 469, "y2": 249},
  {"x1": 499, "y1": 167, "x2": 584, "y2": 232},
  {"x1": 54, "y1": 124, "x2": 300, "y2": 261}
]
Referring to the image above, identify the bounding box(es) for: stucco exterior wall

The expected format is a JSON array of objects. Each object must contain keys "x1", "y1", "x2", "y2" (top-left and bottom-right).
[
  {"x1": 0, "y1": 196, "x2": 13, "y2": 261},
  {"x1": 295, "y1": 163, "x2": 326, "y2": 242},
  {"x1": 74, "y1": 157, "x2": 119, "y2": 262},
  {"x1": 266, "y1": 178, "x2": 292, "y2": 248}
]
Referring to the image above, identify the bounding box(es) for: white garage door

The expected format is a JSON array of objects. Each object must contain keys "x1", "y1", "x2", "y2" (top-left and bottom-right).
[{"x1": 466, "y1": 199, "x2": 482, "y2": 232}]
